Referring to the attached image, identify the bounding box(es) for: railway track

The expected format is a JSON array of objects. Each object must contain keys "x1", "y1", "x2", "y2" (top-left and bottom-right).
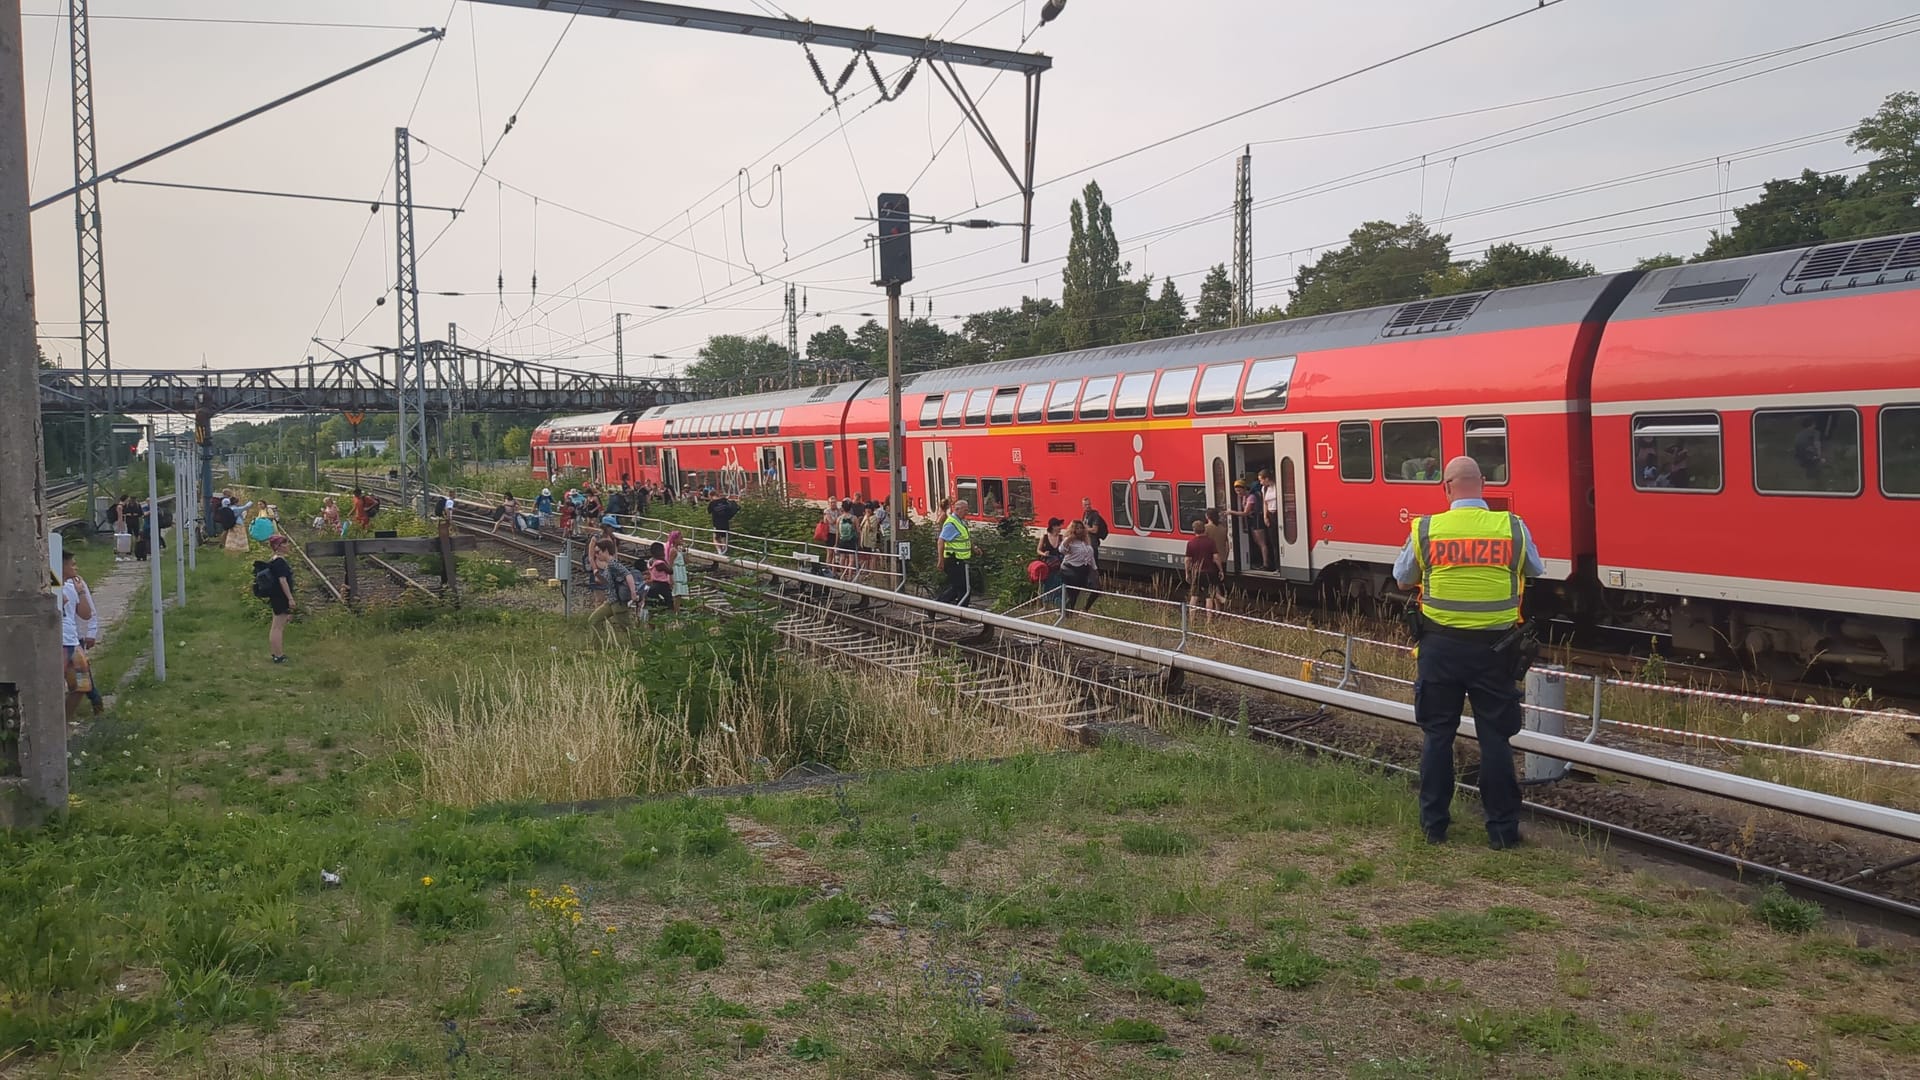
[{"x1": 320, "y1": 479, "x2": 1920, "y2": 927}]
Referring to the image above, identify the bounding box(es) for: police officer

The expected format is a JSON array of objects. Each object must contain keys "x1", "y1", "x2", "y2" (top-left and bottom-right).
[
  {"x1": 935, "y1": 499, "x2": 973, "y2": 605},
  {"x1": 1392, "y1": 456, "x2": 1544, "y2": 849}
]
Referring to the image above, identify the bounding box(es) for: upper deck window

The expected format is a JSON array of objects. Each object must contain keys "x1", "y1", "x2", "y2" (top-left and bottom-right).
[
  {"x1": 1240, "y1": 356, "x2": 1298, "y2": 412},
  {"x1": 1046, "y1": 379, "x2": 1082, "y2": 422},
  {"x1": 1152, "y1": 368, "x2": 1196, "y2": 418},
  {"x1": 1016, "y1": 384, "x2": 1047, "y2": 423},
  {"x1": 1194, "y1": 363, "x2": 1243, "y2": 414},
  {"x1": 1078, "y1": 376, "x2": 1116, "y2": 421}
]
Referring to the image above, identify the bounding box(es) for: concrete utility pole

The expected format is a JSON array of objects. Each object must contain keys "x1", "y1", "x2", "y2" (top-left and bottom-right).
[
  {"x1": 784, "y1": 283, "x2": 798, "y2": 389},
  {"x1": 0, "y1": 0, "x2": 69, "y2": 826},
  {"x1": 1232, "y1": 145, "x2": 1251, "y2": 328},
  {"x1": 69, "y1": 0, "x2": 112, "y2": 528},
  {"x1": 145, "y1": 425, "x2": 163, "y2": 682}
]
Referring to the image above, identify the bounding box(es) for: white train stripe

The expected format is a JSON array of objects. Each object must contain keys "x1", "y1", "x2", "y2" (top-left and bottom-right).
[
  {"x1": 1593, "y1": 388, "x2": 1918, "y2": 417},
  {"x1": 1600, "y1": 566, "x2": 1920, "y2": 620}
]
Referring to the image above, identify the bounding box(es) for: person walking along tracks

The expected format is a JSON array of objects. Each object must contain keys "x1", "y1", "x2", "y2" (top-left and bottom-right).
[
  {"x1": 256, "y1": 534, "x2": 297, "y2": 664},
  {"x1": 1392, "y1": 456, "x2": 1544, "y2": 850}
]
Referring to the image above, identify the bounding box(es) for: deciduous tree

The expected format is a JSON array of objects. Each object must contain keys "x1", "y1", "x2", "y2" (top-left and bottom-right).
[{"x1": 1287, "y1": 216, "x2": 1452, "y2": 317}]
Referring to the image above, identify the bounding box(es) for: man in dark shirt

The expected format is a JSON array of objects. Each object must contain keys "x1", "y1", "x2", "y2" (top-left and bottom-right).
[
  {"x1": 707, "y1": 493, "x2": 739, "y2": 554},
  {"x1": 1184, "y1": 520, "x2": 1223, "y2": 613},
  {"x1": 1080, "y1": 496, "x2": 1110, "y2": 561}
]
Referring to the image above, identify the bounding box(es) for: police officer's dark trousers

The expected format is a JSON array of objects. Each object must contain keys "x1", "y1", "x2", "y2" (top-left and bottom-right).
[
  {"x1": 936, "y1": 558, "x2": 970, "y2": 605},
  {"x1": 1413, "y1": 629, "x2": 1524, "y2": 843}
]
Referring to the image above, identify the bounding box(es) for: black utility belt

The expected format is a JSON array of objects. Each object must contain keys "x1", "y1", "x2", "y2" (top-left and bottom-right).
[{"x1": 1423, "y1": 624, "x2": 1514, "y2": 642}]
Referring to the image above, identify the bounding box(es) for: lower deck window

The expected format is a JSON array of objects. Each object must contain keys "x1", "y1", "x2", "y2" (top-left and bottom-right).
[
  {"x1": 1632, "y1": 413, "x2": 1721, "y2": 492},
  {"x1": 1465, "y1": 417, "x2": 1509, "y2": 485},
  {"x1": 1382, "y1": 419, "x2": 1442, "y2": 483},
  {"x1": 1754, "y1": 408, "x2": 1860, "y2": 496},
  {"x1": 1884, "y1": 406, "x2": 1920, "y2": 497},
  {"x1": 980, "y1": 478, "x2": 1006, "y2": 517}
]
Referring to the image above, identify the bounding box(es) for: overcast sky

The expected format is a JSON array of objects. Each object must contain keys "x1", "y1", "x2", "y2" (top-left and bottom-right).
[{"x1": 19, "y1": 0, "x2": 1920, "y2": 379}]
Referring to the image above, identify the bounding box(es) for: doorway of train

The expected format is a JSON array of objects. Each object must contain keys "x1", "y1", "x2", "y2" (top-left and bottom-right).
[
  {"x1": 590, "y1": 450, "x2": 605, "y2": 485},
  {"x1": 1203, "y1": 431, "x2": 1310, "y2": 580},
  {"x1": 661, "y1": 449, "x2": 682, "y2": 498},
  {"x1": 921, "y1": 440, "x2": 951, "y2": 516},
  {"x1": 758, "y1": 446, "x2": 785, "y2": 494}
]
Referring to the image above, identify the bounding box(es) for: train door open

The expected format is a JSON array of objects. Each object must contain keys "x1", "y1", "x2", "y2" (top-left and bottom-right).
[
  {"x1": 920, "y1": 440, "x2": 950, "y2": 515},
  {"x1": 544, "y1": 451, "x2": 556, "y2": 478},
  {"x1": 759, "y1": 445, "x2": 784, "y2": 492},
  {"x1": 590, "y1": 450, "x2": 604, "y2": 484},
  {"x1": 661, "y1": 449, "x2": 681, "y2": 496},
  {"x1": 1209, "y1": 432, "x2": 1310, "y2": 579}
]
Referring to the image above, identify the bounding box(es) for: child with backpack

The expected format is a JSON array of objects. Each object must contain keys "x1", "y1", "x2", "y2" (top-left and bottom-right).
[
  {"x1": 588, "y1": 538, "x2": 635, "y2": 636},
  {"x1": 253, "y1": 534, "x2": 296, "y2": 663}
]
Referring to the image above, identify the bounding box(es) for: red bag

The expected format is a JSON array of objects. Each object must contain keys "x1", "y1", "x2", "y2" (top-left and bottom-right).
[{"x1": 1026, "y1": 559, "x2": 1051, "y2": 584}]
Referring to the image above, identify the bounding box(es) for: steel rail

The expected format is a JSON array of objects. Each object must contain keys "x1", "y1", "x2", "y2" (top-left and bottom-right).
[{"x1": 706, "y1": 551, "x2": 1920, "y2": 847}]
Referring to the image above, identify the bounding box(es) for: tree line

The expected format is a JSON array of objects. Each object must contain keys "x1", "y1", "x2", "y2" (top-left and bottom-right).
[{"x1": 686, "y1": 89, "x2": 1918, "y2": 385}]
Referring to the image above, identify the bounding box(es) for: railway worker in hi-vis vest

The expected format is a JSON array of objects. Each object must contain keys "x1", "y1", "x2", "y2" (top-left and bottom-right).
[
  {"x1": 935, "y1": 500, "x2": 974, "y2": 606},
  {"x1": 1392, "y1": 456, "x2": 1545, "y2": 850}
]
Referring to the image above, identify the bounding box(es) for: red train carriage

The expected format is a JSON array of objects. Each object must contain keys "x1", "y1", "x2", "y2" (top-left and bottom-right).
[
  {"x1": 539, "y1": 228, "x2": 1920, "y2": 672},
  {"x1": 892, "y1": 274, "x2": 1637, "y2": 609},
  {"x1": 530, "y1": 409, "x2": 640, "y2": 484},
  {"x1": 1591, "y1": 233, "x2": 1920, "y2": 674}
]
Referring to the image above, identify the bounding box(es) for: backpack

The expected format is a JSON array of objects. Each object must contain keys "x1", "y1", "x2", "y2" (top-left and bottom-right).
[
  {"x1": 838, "y1": 516, "x2": 857, "y2": 544},
  {"x1": 607, "y1": 561, "x2": 635, "y2": 605},
  {"x1": 252, "y1": 561, "x2": 275, "y2": 599},
  {"x1": 248, "y1": 516, "x2": 275, "y2": 542}
]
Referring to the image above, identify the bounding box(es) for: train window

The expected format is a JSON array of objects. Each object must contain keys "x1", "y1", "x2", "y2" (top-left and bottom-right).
[
  {"x1": 801, "y1": 441, "x2": 818, "y2": 470},
  {"x1": 1016, "y1": 383, "x2": 1047, "y2": 423},
  {"x1": 956, "y1": 477, "x2": 980, "y2": 512},
  {"x1": 1339, "y1": 422, "x2": 1373, "y2": 482},
  {"x1": 920, "y1": 395, "x2": 944, "y2": 427},
  {"x1": 1382, "y1": 419, "x2": 1442, "y2": 483},
  {"x1": 990, "y1": 387, "x2": 1019, "y2": 425},
  {"x1": 1113, "y1": 372, "x2": 1154, "y2": 420},
  {"x1": 940, "y1": 392, "x2": 966, "y2": 427},
  {"x1": 1465, "y1": 417, "x2": 1510, "y2": 485},
  {"x1": 1008, "y1": 477, "x2": 1034, "y2": 518},
  {"x1": 1079, "y1": 376, "x2": 1116, "y2": 421},
  {"x1": 980, "y1": 478, "x2": 1006, "y2": 517},
  {"x1": 856, "y1": 440, "x2": 870, "y2": 471},
  {"x1": 663, "y1": 420, "x2": 675, "y2": 439},
  {"x1": 1195, "y1": 362, "x2": 1243, "y2": 414},
  {"x1": 1153, "y1": 368, "x2": 1197, "y2": 418},
  {"x1": 1136, "y1": 482, "x2": 1173, "y2": 532},
  {"x1": 752, "y1": 411, "x2": 767, "y2": 436},
  {"x1": 1754, "y1": 408, "x2": 1860, "y2": 496},
  {"x1": 1240, "y1": 356, "x2": 1298, "y2": 412},
  {"x1": 770, "y1": 409, "x2": 783, "y2": 435},
  {"x1": 1631, "y1": 413, "x2": 1722, "y2": 493},
  {"x1": 965, "y1": 389, "x2": 991, "y2": 426},
  {"x1": 823, "y1": 441, "x2": 836, "y2": 472},
  {"x1": 874, "y1": 439, "x2": 891, "y2": 471},
  {"x1": 790, "y1": 440, "x2": 803, "y2": 468},
  {"x1": 1884, "y1": 406, "x2": 1920, "y2": 497},
  {"x1": 1108, "y1": 480, "x2": 1134, "y2": 531},
  {"x1": 1046, "y1": 379, "x2": 1082, "y2": 422},
  {"x1": 1177, "y1": 483, "x2": 1208, "y2": 533}
]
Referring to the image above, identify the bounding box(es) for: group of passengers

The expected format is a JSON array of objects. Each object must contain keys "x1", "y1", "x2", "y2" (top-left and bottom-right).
[{"x1": 814, "y1": 499, "x2": 893, "y2": 579}]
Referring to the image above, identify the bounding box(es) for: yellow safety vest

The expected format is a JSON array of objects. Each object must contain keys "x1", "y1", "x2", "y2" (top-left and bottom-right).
[
  {"x1": 942, "y1": 514, "x2": 972, "y2": 560},
  {"x1": 1412, "y1": 506, "x2": 1526, "y2": 630}
]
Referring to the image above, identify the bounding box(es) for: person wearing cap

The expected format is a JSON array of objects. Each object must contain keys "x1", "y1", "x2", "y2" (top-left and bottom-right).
[
  {"x1": 263, "y1": 533, "x2": 296, "y2": 664},
  {"x1": 535, "y1": 487, "x2": 555, "y2": 527}
]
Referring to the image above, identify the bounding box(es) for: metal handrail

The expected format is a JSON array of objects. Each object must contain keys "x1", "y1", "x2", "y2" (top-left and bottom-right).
[{"x1": 689, "y1": 546, "x2": 1920, "y2": 845}]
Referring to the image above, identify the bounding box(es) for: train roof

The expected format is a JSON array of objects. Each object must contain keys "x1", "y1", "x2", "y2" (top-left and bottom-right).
[
  {"x1": 533, "y1": 409, "x2": 633, "y2": 433},
  {"x1": 866, "y1": 272, "x2": 1633, "y2": 399},
  {"x1": 1609, "y1": 229, "x2": 1920, "y2": 322},
  {"x1": 638, "y1": 380, "x2": 867, "y2": 421}
]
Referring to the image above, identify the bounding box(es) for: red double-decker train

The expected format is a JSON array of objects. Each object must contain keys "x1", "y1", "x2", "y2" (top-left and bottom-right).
[{"x1": 533, "y1": 230, "x2": 1920, "y2": 674}]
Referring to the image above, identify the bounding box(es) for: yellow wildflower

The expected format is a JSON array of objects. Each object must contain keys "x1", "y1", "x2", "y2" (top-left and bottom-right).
[
  {"x1": 605, "y1": 925, "x2": 618, "y2": 935},
  {"x1": 1785, "y1": 1062, "x2": 1811, "y2": 1076},
  {"x1": 420, "y1": 875, "x2": 434, "y2": 887},
  {"x1": 591, "y1": 949, "x2": 601, "y2": 957},
  {"x1": 506, "y1": 986, "x2": 523, "y2": 997}
]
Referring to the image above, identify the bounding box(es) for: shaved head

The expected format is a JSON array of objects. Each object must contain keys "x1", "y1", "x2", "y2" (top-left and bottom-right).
[{"x1": 1443, "y1": 456, "x2": 1484, "y2": 499}]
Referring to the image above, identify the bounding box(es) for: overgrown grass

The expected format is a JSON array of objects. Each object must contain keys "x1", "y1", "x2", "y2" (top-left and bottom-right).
[{"x1": 5, "y1": 537, "x2": 1916, "y2": 1078}]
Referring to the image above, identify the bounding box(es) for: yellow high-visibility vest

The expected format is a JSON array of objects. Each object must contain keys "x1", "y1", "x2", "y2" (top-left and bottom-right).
[
  {"x1": 942, "y1": 514, "x2": 972, "y2": 559},
  {"x1": 1412, "y1": 506, "x2": 1526, "y2": 630}
]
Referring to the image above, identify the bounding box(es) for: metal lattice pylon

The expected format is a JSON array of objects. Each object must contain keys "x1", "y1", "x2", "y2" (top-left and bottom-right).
[
  {"x1": 1232, "y1": 146, "x2": 1251, "y2": 328},
  {"x1": 69, "y1": 0, "x2": 112, "y2": 522},
  {"x1": 393, "y1": 127, "x2": 427, "y2": 514}
]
